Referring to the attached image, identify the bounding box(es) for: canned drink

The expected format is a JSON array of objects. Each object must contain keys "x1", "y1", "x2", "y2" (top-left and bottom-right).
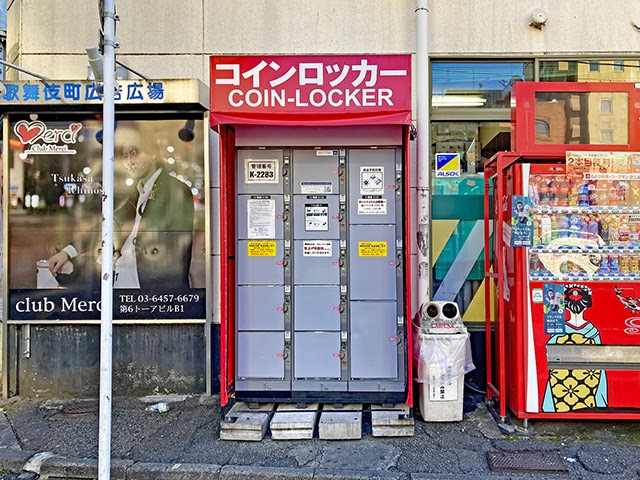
[
  {"x1": 620, "y1": 255, "x2": 631, "y2": 274},
  {"x1": 630, "y1": 255, "x2": 640, "y2": 274},
  {"x1": 599, "y1": 255, "x2": 610, "y2": 274}
]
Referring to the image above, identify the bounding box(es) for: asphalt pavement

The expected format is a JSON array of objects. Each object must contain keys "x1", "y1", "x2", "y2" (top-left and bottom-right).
[{"x1": 0, "y1": 392, "x2": 638, "y2": 479}]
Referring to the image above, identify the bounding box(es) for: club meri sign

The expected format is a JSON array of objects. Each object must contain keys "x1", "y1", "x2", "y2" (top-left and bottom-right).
[
  {"x1": 210, "y1": 55, "x2": 411, "y2": 122},
  {"x1": 14, "y1": 120, "x2": 83, "y2": 155}
]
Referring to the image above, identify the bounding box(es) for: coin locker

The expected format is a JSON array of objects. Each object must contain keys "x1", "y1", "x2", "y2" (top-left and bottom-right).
[{"x1": 235, "y1": 147, "x2": 405, "y2": 399}]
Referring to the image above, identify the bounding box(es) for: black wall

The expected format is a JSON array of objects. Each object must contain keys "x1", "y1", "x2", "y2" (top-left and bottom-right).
[{"x1": 9, "y1": 324, "x2": 214, "y2": 397}]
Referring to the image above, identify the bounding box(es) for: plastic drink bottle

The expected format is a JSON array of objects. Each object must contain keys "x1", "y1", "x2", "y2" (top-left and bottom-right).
[
  {"x1": 568, "y1": 215, "x2": 580, "y2": 238},
  {"x1": 559, "y1": 215, "x2": 570, "y2": 237},
  {"x1": 550, "y1": 215, "x2": 559, "y2": 240},
  {"x1": 588, "y1": 216, "x2": 600, "y2": 239},
  {"x1": 588, "y1": 180, "x2": 598, "y2": 205},
  {"x1": 609, "y1": 181, "x2": 619, "y2": 206},
  {"x1": 578, "y1": 181, "x2": 590, "y2": 206},
  {"x1": 580, "y1": 215, "x2": 589, "y2": 238},
  {"x1": 557, "y1": 179, "x2": 569, "y2": 206},
  {"x1": 548, "y1": 179, "x2": 558, "y2": 205},
  {"x1": 619, "y1": 216, "x2": 630, "y2": 245},
  {"x1": 619, "y1": 181, "x2": 628, "y2": 206},
  {"x1": 568, "y1": 180, "x2": 579, "y2": 206},
  {"x1": 541, "y1": 216, "x2": 552, "y2": 245},
  {"x1": 609, "y1": 255, "x2": 620, "y2": 274},
  {"x1": 596, "y1": 180, "x2": 610, "y2": 205}
]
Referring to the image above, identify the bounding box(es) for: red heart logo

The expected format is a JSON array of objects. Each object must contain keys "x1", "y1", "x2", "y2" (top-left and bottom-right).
[{"x1": 14, "y1": 120, "x2": 45, "y2": 144}]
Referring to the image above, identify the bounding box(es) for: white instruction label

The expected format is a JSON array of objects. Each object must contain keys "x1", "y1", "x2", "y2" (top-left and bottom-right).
[
  {"x1": 302, "y1": 240, "x2": 333, "y2": 257},
  {"x1": 301, "y1": 181, "x2": 333, "y2": 194},
  {"x1": 360, "y1": 166, "x2": 385, "y2": 195},
  {"x1": 357, "y1": 197, "x2": 387, "y2": 215},
  {"x1": 245, "y1": 159, "x2": 279, "y2": 184},
  {"x1": 305, "y1": 204, "x2": 329, "y2": 231},
  {"x1": 247, "y1": 198, "x2": 276, "y2": 239},
  {"x1": 429, "y1": 365, "x2": 458, "y2": 402}
]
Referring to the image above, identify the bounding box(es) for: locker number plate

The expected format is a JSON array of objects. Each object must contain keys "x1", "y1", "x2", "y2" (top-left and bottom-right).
[{"x1": 245, "y1": 159, "x2": 279, "y2": 184}]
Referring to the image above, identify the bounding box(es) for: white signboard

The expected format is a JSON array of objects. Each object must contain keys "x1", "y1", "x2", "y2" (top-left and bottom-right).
[
  {"x1": 360, "y1": 166, "x2": 384, "y2": 195},
  {"x1": 247, "y1": 198, "x2": 276, "y2": 239},
  {"x1": 302, "y1": 240, "x2": 333, "y2": 257},
  {"x1": 357, "y1": 198, "x2": 387, "y2": 215},
  {"x1": 245, "y1": 159, "x2": 279, "y2": 184},
  {"x1": 305, "y1": 204, "x2": 329, "y2": 231}
]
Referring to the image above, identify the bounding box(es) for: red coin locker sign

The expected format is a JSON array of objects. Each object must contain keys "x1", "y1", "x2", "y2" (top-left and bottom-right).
[{"x1": 210, "y1": 55, "x2": 412, "y2": 126}]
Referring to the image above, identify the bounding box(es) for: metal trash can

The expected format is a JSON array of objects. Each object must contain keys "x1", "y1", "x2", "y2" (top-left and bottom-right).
[{"x1": 414, "y1": 301, "x2": 474, "y2": 422}]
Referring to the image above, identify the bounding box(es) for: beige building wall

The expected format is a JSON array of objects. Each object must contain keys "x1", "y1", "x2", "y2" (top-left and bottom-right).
[{"x1": 7, "y1": 0, "x2": 640, "y2": 82}]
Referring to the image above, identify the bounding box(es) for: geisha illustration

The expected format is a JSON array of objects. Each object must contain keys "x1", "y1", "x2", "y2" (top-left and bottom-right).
[{"x1": 541, "y1": 284, "x2": 608, "y2": 412}]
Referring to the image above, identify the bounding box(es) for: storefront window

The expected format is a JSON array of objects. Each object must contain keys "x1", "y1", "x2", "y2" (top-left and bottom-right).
[
  {"x1": 431, "y1": 121, "x2": 511, "y2": 176},
  {"x1": 431, "y1": 61, "x2": 534, "y2": 109},
  {"x1": 540, "y1": 59, "x2": 640, "y2": 82},
  {"x1": 534, "y1": 91, "x2": 629, "y2": 145}
]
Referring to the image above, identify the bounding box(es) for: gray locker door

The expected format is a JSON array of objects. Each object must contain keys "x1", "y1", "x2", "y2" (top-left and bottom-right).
[
  {"x1": 350, "y1": 301, "x2": 398, "y2": 379},
  {"x1": 293, "y1": 240, "x2": 340, "y2": 285},
  {"x1": 237, "y1": 149, "x2": 284, "y2": 195},
  {"x1": 237, "y1": 332, "x2": 285, "y2": 379},
  {"x1": 348, "y1": 225, "x2": 396, "y2": 300},
  {"x1": 237, "y1": 240, "x2": 284, "y2": 285},
  {"x1": 292, "y1": 149, "x2": 339, "y2": 195},
  {"x1": 237, "y1": 195, "x2": 284, "y2": 240},
  {"x1": 237, "y1": 286, "x2": 285, "y2": 331},
  {"x1": 293, "y1": 285, "x2": 340, "y2": 331},
  {"x1": 293, "y1": 195, "x2": 340, "y2": 239},
  {"x1": 294, "y1": 332, "x2": 341, "y2": 379},
  {"x1": 348, "y1": 148, "x2": 397, "y2": 225}
]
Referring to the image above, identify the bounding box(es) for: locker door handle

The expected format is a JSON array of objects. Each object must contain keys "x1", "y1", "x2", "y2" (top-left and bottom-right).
[
  {"x1": 283, "y1": 301, "x2": 290, "y2": 313},
  {"x1": 283, "y1": 208, "x2": 290, "y2": 223}
]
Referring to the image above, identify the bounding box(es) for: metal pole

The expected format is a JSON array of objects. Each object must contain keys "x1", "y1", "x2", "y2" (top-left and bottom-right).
[
  {"x1": 98, "y1": 0, "x2": 116, "y2": 478},
  {"x1": 416, "y1": 0, "x2": 432, "y2": 305}
]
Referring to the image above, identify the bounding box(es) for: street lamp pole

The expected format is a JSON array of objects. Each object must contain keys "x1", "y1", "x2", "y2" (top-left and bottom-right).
[{"x1": 98, "y1": 0, "x2": 116, "y2": 478}]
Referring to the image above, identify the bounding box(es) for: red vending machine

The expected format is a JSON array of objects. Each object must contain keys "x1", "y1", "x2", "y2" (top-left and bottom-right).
[{"x1": 485, "y1": 82, "x2": 640, "y2": 420}]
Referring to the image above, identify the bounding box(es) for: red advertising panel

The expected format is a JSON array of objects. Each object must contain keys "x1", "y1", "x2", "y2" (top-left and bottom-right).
[{"x1": 210, "y1": 55, "x2": 412, "y2": 126}]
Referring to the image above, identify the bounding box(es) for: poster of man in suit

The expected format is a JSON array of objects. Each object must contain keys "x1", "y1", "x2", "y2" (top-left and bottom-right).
[{"x1": 7, "y1": 116, "x2": 207, "y2": 320}]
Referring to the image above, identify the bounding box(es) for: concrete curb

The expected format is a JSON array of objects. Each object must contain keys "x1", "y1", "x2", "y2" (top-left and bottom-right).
[
  {"x1": 0, "y1": 449, "x2": 449, "y2": 480},
  {"x1": 0, "y1": 448, "x2": 515, "y2": 480},
  {"x1": 0, "y1": 448, "x2": 38, "y2": 474}
]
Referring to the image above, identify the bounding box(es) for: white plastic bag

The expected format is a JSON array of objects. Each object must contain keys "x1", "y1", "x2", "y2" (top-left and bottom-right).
[{"x1": 415, "y1": 332, "x2": 475, "y2": 383}]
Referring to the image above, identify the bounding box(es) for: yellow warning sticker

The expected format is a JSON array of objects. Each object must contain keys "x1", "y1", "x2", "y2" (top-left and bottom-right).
[
  {"x1": 358, "y1": 241, "x2": 387, "y2": 257},
  {"x1": 248, "y1": 241, "x2": 277, "y2": 256}
]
